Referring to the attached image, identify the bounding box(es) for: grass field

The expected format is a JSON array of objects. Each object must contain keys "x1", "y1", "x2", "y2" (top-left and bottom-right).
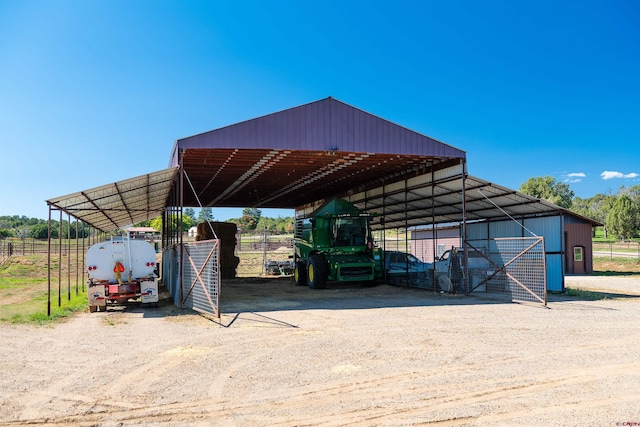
[
  {"x1": 0, "y1": 254, "x2": 87, "y2": 323},
  {"x1": 593, "y1": 256, "x2": 640, "y2": 274}
]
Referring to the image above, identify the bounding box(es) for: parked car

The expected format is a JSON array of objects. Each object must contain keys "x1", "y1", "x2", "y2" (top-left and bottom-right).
[
  {"x1": 384, "y1": 248, "x2": 490, "y2": 292},
  {"x1": 384, "y1": 251, "x2": 446, "y2": 288}
]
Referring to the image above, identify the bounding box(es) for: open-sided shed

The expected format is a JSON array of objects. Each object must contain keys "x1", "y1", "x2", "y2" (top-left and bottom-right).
[{"x1": 46, "y1": 97, "x2": 600, "y2": 315}]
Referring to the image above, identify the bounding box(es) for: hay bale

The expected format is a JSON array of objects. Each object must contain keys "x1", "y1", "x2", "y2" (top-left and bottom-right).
[
  {"x1": 196, "y1": 222, "x2": 239, "y2": 278},
  {"x1": 196, "y1": 221, "x2": 237, "y2": 245}
]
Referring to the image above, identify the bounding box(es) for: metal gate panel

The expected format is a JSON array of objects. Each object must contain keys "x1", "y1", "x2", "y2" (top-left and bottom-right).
[
  {"x1": 493, "y1": 237, "x2": 546, "y2": 305},
  {"x1": 181, "y1": 239, "x2": 221, "y2": 318},
  {"x1": 465, "y1": 237, "x2": 547, "y2": 306}
]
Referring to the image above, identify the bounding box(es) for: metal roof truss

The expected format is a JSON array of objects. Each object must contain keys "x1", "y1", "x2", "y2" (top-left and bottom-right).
[{"x1": 46, "y1": 168, "x2": 178, "y2": 232}]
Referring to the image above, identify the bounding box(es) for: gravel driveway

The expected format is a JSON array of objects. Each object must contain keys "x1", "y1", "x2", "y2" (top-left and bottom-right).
[{"x1": 1, "y1": 276, "x2": 639, "y2": 426}]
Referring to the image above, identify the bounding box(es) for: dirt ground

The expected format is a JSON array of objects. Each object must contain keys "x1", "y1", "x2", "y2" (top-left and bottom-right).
[{"x1": 1, "y1": 275, "x2": 640, "y2": 426}]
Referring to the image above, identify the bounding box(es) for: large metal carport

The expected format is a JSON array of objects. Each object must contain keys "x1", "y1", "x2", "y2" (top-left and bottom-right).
[{"x1": 46, "y1": 97, "x2": 582, "y2": 316}]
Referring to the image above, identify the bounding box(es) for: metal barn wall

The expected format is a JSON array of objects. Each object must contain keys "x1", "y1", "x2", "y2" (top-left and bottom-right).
[
  {"x1": 564, "y1": 221, "x2": 595, "y2": 274},
  {"x1": 412, "y1": 228, "x2": 461, "y2": 262},
  {"x1": 489, "y1": 220, "x2": 525, "y2": 239},
  {"x1": 545, "y1": 254, "x2": 564, "y2": 292},
  {"x1": 523, "y1": 216, "x2": 562, "y2": 252},
  {"x1": 467, "y1": 215, "x2": 565, "y2": 292},
  {"x1": 523, "y1": 216, "x2": 564, "y2": 291},
  {"x1": 466, "y1": 222, "x2": 488, "y2": 241}
]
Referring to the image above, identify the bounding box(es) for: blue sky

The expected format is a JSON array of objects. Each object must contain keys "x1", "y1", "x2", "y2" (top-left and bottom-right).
[{"x1": 1, "y1": 0, "x2": 638, "y2": 221}]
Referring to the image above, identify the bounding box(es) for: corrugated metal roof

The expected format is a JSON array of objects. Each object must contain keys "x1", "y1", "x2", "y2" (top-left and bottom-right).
[
  {"x1": 171, "y1": 97, "x2": 465, "y2": 160},
  {"x1": 170, "y1": 97, "x2": 466, "y2": 208},
  {"x1": 45, "y1": 98, "x2": 599, "y2": 234},
  {"x1": 340, "y1": 167, "x2": 602, "y2": 230},
  {"x1": 46, "y1": 168, "x2": 178, "y2": 232}
]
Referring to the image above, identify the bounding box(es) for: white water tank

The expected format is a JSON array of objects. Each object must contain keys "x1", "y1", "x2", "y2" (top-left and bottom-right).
[{"x1": 86, "y1": 237, "x2": 156, "y2": 282}]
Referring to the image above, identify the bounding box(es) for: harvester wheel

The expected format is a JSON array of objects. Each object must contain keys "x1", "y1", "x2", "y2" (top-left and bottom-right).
[
  {"x1": 307, "y1": 254, "x2": 328, "y2": 289},
  {"x1": 293, "y1": 261, "x2": 307, "y2": 286}
]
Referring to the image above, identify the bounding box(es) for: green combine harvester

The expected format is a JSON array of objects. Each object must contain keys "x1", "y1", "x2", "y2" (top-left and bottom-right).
[{"x1": 293, "y1": 198, "x2": 384, "y2": 289}]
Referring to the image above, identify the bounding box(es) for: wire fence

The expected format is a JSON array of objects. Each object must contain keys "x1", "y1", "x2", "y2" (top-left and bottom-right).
[
  {"x1": 0, "y1": 239, "x2": 90, "y2": 257},
  {"x1": 235, "y1": 231, "x2": 294, "y2": 277},
  {"x1": 592, "y1": 241, "x2": 640, "y2": 259}
]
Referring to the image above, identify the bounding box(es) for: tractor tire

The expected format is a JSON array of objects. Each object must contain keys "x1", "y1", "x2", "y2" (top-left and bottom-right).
[
  {"x1": 293, "y1": 261, "x2": 307, "y2": 286},
  {"x1": 307, "y1": 254, "x2": 328, "y2": 289}
]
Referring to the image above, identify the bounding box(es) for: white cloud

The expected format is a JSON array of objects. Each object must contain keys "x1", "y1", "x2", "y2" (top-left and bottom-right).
[
  {"x1": 563, "y1": 172, "x2": 586, "y2": 183},
  {"x1": 601, "y1": 171, "x2": 639, "y2": 180}
]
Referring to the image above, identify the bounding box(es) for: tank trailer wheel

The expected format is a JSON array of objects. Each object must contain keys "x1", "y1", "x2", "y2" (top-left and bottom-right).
[
  {"x1": 307, "y1": 254, "x2": 328, "y2": 289},
  {"x1": 293, "y1": 261, "x2": 307, "y2": 286}
]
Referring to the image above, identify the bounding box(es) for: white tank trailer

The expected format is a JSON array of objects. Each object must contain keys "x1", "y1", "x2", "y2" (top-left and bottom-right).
[{"x1": 86, "y1": 236, "x2": 159, "y2": 312}]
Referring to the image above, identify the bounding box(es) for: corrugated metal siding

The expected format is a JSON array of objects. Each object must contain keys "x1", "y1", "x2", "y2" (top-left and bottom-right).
[
  {"x1": 489, "y1": 220, "x2": 524, "y2": 239},
  {"x1": 413, "y1": 228, "x2": 460, "y2": 239},
  {"x1": 412, "y1": 237, "x2": 460, "y2": 262},
  {"x1": 524, "y1": 216, "x2": 562, "y2": 252},
  {"x1": 467, "y1": 222, "x2": 489, "y2": 240},
  {"x1": 564, "y1": 222, "x2": 595, "y2": 274},
  {"x1": 546, "y1": 254, "x2": 564, "y2": 291},
  {"x1": 174, "y1": 98, "x2": 466, "y2": 158},
  {"x1": 467, "y1": 217, "x2": 566, "y2": 292}
]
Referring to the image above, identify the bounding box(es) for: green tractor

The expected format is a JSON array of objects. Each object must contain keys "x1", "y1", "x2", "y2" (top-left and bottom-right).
[{"x1": 293, "y1": 198, "x2": 384, "y2": 289}]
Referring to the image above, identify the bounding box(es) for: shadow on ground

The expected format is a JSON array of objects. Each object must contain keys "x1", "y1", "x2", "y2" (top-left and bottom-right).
[{"x1": 102, "y1": 275, "x2": 640, "y2": 320}]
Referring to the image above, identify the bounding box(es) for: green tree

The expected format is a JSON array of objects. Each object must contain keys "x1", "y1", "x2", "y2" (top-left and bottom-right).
[
  {"x1": 238, "y1": 208, "x2": 262, "y2": 230},
  {"x1": 150, "y1": 217, "x2": 163, "y2": 231},
  {"x1": 197, "y1": 208, "x2": 214, "y2": 224},
  {"x1": 606, "y1": 195, "x2": 639, "y2": 240},
  {"x1": 150, "y1": 215, "x2": 193, "y2": 232},
  {"x1": 182, "y1": 215, "x2": 194, "y2": 231},
  {"x1": 571, "y1": 194, "x2": 616, "y2": 223},
  {"x1": 256, "y1": 217, "x2": 276, "y2": 232},
  {"x1": 29, "y1": 223, "x2": 53, "y2": 239},
  {"x1": 242, "y1": 208, "x2": 262, "y2": 222},
  {"x1": 617, "y1": 184, "x2": 640, "y2": 206},
  {"x1": 571, "y1": 193, "x2": 617, "y2": 237},
  {"x1": 16, "y1": 227, "x2": 29, "y2": 239},
  {"x1": 184, "y1": 208, "x2": 196, "y2": 222},
  {"x1": 519, "y1": 176, "x2": 574, "y2": 208},
  {"x1": 283, "y1": 219, "x2": 294, "y2": 233}
]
